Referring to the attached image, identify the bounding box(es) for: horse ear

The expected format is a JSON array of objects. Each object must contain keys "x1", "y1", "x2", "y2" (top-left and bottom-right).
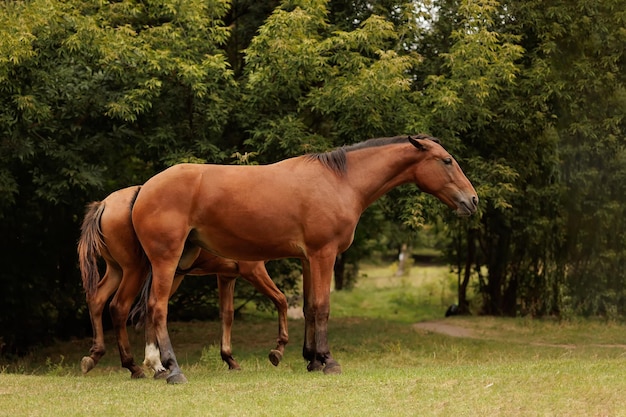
[{"x1": 408, "y1": 136, "x2": 427, "y2": 151}]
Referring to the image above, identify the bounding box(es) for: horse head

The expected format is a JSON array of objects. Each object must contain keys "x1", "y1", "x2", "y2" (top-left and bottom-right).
[{"x1": 408, "y1": 135, "x2": 478, "y2": 216}]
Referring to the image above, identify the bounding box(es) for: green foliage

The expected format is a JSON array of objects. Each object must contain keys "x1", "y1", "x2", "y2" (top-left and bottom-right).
[
  {"x1": 494, "y1": 0, "x2": 626, "y2": 316},
  {"x1": 0, "y1": 0, "x2": 236, "y2": 354},
  {"x1": 422, "y1": 0, "x2": 524, "y2": 134},
  {"x1": 417, "y1": 0, "x2": 626, "y2": 317},
  {"x1": 241, "y1": 0, "x2": 423, "y2": 160},
  {"x1": 538, "y1": 0, "x2": 626, "y2": 316}
]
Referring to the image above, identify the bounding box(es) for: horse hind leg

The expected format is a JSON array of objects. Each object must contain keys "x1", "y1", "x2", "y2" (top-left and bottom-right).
[
  {"x1": 147, "y1": 261, "x2": 188, "y2": 384},
  {"x1": 143, "y1": 342, "x2": 167, "y2": 379},
  {"x1": 238, "y1": 261, "x2": 289, "y2": 366},
  {"x1": 81, "y1": 266, "x2": 121, "y2": 374},
  {"x1": 109, "y1": 267, "x2": 148, "y2": 379},
  {"x1": 133, "y1": 218, "x2": 189, "y2": 384},
  {"x1": 217, "y1": 275, "x2": 241, "y2": 370},
  {"x1": 143, "y1": 274, "x2": 185, "y2": 379}
]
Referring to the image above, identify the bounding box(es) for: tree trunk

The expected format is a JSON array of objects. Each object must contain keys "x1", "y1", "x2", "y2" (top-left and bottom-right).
[
  {"x1": 458, "y1": 229, "x2": 476, "y2": 314},
  {"x1": 483, "y1": 230, "x2": 511, "y2": 315},
  {"x1": 395, "y1": 243, "x2": 410, "y2": 276}
]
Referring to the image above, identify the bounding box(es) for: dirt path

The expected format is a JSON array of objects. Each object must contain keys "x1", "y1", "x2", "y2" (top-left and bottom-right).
[
  {"x1": 413, "y1": 319, "x2": 626, "y2": 349},
  {"x1": 412, "y1": 320, "x2": 476, "y2": 338}
]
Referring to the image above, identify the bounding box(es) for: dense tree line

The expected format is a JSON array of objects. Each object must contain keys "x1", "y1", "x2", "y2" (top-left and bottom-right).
[{"x1": 0, "y1": 0, "x2": 624, "y2": 354}]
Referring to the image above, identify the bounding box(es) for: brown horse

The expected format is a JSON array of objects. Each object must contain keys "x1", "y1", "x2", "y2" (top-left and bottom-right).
[
  {"x1": 77, "y1": 186, "x2": 289, "y2": 378},
  {"x1": 132, "y1": 134, "x2": 478, "y2": 383}
]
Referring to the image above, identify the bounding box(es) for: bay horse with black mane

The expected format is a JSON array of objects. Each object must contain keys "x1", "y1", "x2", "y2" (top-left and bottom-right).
[
  {"x1": 77, "y1": 186, "x2": 289, "y2": 378},
  {"x1": 132, "y1": 134, "x2": 478, "y2": 383}
]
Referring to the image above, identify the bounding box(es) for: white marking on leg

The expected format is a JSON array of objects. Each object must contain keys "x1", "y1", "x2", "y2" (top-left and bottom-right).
[{"x1": 143, "y1": 343, "x2": 166, "y2": 373}]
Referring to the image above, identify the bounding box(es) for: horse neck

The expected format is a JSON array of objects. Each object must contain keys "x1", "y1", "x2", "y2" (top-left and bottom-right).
[{"x1": 345, "y1": 143, "x2": 420, "y2": 211}]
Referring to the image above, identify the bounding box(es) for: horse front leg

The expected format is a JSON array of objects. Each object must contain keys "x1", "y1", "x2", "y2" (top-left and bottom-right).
[
  {"x1": 302, "y1": 253, "x2": 341, "y2": 375},
  {"x1": 301, "y1": 259, "x2": 321, "y2": 371},
  {"x1": 217, "y1": 275, "x2": 241, "y2": 370},
  {"x1": 81, "y1": 266, "x2": 121, "y2": 374},
  {"x1": 238, "y1": 261, "x2": 289, "y2": 366}
]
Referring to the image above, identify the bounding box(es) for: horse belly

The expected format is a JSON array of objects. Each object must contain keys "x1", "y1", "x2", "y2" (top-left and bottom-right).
[
  {"x1": 190, "y1": 216, "x2": 306, "y2": 261},
  {"x1": 193, "y1": 202, "x2": 358, "y2": 261}
]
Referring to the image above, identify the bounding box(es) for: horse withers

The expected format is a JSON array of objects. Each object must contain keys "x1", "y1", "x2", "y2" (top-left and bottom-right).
[
  {"x1": 132, "y1": 134, "x2": 478, "y2": 383},
  {"x1": 77, "y1": 186, "x2": 289, "y2": 379}
]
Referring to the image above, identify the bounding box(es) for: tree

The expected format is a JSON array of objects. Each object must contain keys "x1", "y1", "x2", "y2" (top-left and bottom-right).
[
  {"x1": 511, "y1": 0, "x2": 626, "y2": 316},
  {"x1": 421, "y1": 0, "x2": 626, "y2": 316},
  {"x1": 0, "y1": 0, "x2": 236, "y2": 353},
  {"x1": 239, "y1": 0, "x2": 427, "y2": 289},
  {"x1": 414, "y1": 0, "x2": 525, "y2": 314}
]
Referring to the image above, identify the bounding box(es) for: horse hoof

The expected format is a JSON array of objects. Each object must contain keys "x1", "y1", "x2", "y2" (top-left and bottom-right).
[
  {"x1": 268, "y1": 349, "x2": 283, "y2": 366},
  {"x1": 130, "y1": 370, "x2": 146, "y2": 379},
  {"x1": 224, "y1": 356, "x2": 241, "y2": 370},
  {"x1": 80, "y1": 356, "x2": 95, "y2": 374},
  {"x1": 307, "y1": 360, "x2": 324, "y2": 372},
  {"x1": 154, "y1": 369, "x2": 169, "y2": 380},
  {"x1": 166, "y1": 373, "x2": 188, "y2": 384},
  {"x1": 323, "y1": 361, "x2": 342, "y2": 375}
]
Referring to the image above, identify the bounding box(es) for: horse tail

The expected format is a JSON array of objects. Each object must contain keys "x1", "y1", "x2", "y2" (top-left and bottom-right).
[
  {"x1": 77, "y1": 200, "x2": 107, "y2": 299},
  {"x1": 129, "y1": 267, "x2": 152, "y2": 329},
  {"x1": 128, "y1": 184, "x2": 151, "y2": 328}
]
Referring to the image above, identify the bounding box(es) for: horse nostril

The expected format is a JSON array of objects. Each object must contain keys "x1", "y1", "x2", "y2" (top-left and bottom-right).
[{"x1": 472, "y1": 196, "x2": 479, "y2": 207}]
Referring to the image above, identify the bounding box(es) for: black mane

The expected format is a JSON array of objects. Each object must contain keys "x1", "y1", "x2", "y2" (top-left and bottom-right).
[{"x1": 305, "y1": 134, "x2": 436, "y2": 175}]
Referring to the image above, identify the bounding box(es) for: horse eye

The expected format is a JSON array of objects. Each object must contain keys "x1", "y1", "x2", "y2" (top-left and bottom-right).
[{"x1": 443, "y1": 157, "x2": 453, "y2": 165}]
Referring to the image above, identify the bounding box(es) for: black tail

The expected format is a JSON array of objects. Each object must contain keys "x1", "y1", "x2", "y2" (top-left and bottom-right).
[
  {"x1": 130, "y1": 266, "x2": 152, "y2": 329},
  {"x1": 127, "y1": 184, "x2": 150, "y2": 328}
]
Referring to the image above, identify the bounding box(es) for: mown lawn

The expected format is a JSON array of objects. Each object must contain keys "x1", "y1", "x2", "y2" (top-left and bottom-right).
[{"x1": 2, "y1": 263, "x2": 626, "y2": 416}]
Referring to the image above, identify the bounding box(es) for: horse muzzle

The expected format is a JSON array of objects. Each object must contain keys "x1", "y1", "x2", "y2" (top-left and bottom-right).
[{"x1": 456, "y1": 194, "x2": 479, "y2": 216}]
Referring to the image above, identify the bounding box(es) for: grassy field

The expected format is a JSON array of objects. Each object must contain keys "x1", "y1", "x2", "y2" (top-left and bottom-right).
[{"x1": 2, "y1": 263, "x2": 626, "y2": 416}]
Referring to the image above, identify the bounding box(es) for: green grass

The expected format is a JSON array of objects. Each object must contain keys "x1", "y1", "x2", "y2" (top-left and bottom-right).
[
  {"x1": 331, "y1": 262, "x2": 459, "y2": 322},
  {"x1": 2, "y1": 263, "x2": 626, "y2": 416}
]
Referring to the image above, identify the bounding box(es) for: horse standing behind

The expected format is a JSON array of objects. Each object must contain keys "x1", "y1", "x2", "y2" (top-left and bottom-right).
[
  {"x1": 77, "y1": 186, "x2": 289, "y2": 378},
  {"x1": 132, "y1": 134, "x2": 478, "y2": 383}
]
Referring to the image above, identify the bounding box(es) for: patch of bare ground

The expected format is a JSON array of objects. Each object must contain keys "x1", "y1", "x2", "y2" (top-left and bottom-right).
[
  {"x1": 413, "y1": 319, "x2": 626, "y2": 349},
  {"x1": 413, "y1": 320, "x2": 476, "y2": 338}
]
